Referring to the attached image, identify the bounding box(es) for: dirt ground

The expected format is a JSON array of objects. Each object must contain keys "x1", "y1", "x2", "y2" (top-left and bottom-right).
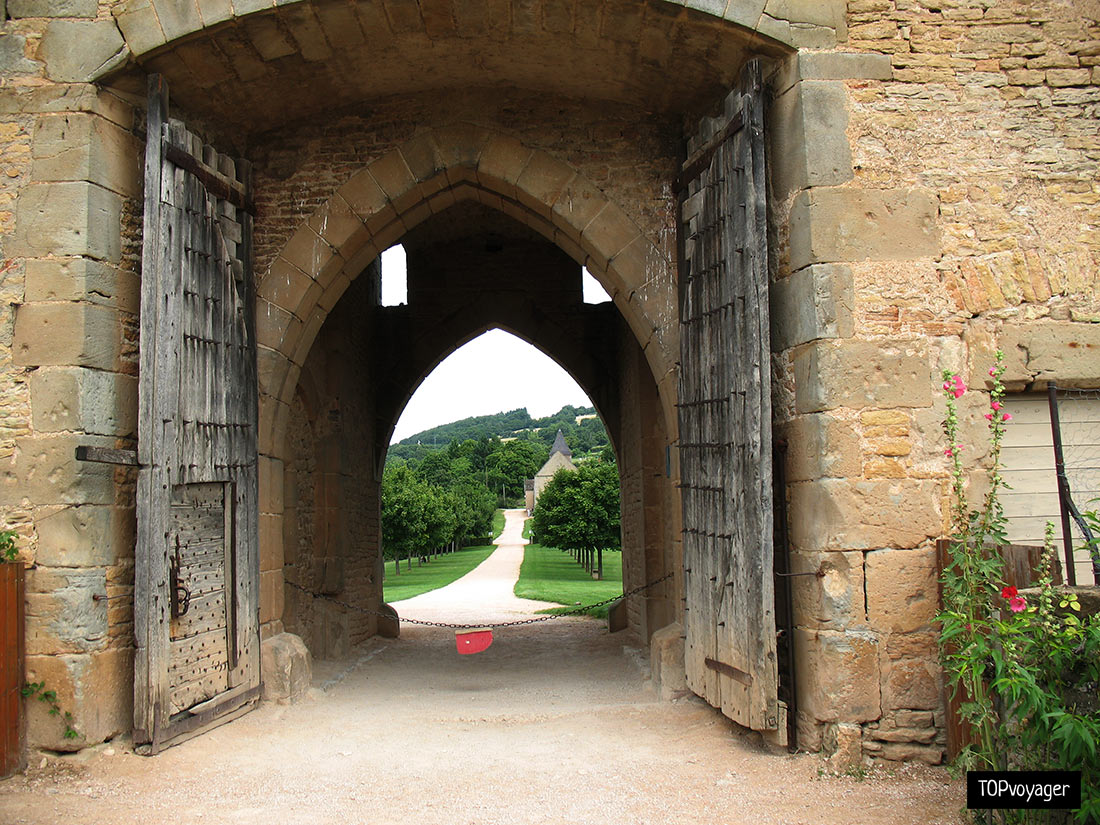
[{"x1": 0, "y1": 512, "x2": 965, "y2": 825}]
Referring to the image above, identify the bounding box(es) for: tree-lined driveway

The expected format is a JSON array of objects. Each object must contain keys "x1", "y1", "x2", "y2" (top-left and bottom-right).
[{"x1": 395, "y1": 508, "x2": 549, "y2": 626}]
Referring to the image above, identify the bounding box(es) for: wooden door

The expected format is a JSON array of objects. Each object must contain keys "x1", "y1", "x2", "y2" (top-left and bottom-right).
[
  {"x1": 677, "y1": 61, "x2": 782, "y2": 741},
  {"x1": 135, "y1": 75, "x2": 260, "y2": 753}
]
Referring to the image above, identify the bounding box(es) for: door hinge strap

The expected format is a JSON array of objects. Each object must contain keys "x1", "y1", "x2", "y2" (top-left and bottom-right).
[
  {"x1": 75, "y1": 445, "x2": 140, "y2": 466},
  {"x1": 705, "y1": 657, "x2": 753, "y2": 687}
]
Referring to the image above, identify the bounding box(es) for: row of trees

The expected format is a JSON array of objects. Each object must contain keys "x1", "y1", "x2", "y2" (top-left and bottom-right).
[
  {"x1": 530, "y1": 461, "x2": 621, "y2": 580},
  {"x1": 380, "y1": 463, "x2": 497, "y2": 575},
  {"x1": 381, "y1": 435, "x2": 550, "y2": 573}
]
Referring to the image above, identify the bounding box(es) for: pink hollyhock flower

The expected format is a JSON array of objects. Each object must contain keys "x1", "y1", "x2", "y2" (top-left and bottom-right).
[
  {"x1": 991, "y1": 401, "x2": 1002, "y2": 411},
  {"x1": 989, "y1": 366, "x2": 997, "y2": 376},
  {"x1": 985, "y1": 413, "x2": 993, "y2": 420},
  {"x1": 1003, "y1": 413, "x2": 1012, "y2": 422},
  {"x1": 1001, "y1": 585, "x2": 1018, "y2": 599},
  {"x1": 1009, "y1": 596, "x2": 1027, "y2": 613}
]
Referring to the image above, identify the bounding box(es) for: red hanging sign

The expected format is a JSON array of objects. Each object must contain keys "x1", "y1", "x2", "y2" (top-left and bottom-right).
[{"x1": 455, "y1": 628, "x2": 493, "y2": 654}]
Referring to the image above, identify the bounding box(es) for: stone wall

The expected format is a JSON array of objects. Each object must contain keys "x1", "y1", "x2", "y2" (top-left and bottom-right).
[
  {"x1": 2, "y1": 0, "x2": 1098, "y2": 767},
  {"x1": 1, "y1": 0, "x2": 142, "y2": 748},
  {"x1": 281, "y1": 270, "x2": 382, "y2": 658},
  {"x1": 767, "y1": 0, "x2": 1100, "y2": 766}
]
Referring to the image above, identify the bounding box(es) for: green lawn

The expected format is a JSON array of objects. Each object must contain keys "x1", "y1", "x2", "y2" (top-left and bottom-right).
[
  {"x1": 383, "y1": 545, "x2": 496, "y2": 603},
  {"x1": 514, "y1": 543, "x2": 623, "y2": 618},
  {"x1": 491, "y1": 509, "x2": 506, "y2": 539}
]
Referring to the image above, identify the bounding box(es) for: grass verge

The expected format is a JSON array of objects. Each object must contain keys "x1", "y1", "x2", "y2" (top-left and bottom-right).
[
  {"x1": 383, "y1": 545, "x2": 496, "y2": 603},
  {"x1": 491, "y1": 509, "x2": 506, "y2": 539},
  {"x1": 514, "y1": 543, "x2": 623, "y2": 618}
]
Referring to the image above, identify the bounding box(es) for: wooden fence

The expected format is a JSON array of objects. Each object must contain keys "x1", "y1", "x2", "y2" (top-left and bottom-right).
[
  {"x1": 1, "y1": 562, "x2": 24, "y2": 778},
  {"x1": 935, "y1": 540, "x2": 1062, "y2": 760}
]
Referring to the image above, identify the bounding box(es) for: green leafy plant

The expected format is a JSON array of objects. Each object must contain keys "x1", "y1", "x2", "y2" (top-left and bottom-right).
[
  {"x1": 0, "y1": 528, "x2": 17, "y2": 562},
  {"x1": 21, "y1": 681, "x2": 79, "y2": 741},
  {"x1": 938, "y1": 352, "x2": 1100, "y2": 823}
]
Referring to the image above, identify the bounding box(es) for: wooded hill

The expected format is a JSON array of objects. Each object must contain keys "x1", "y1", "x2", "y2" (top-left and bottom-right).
[{"x1": 389, "y1": 404, "x2": 609, "y2": 461}]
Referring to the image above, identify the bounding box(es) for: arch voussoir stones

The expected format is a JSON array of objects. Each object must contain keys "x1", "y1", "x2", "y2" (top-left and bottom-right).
[{"x1": 256, "y1": 125, "x2": 675, "y2": 439}]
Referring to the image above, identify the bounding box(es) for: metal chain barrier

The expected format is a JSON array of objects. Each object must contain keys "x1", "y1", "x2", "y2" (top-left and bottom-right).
[{"x1": 284, "y1": 571, "x2": 674, "y2": 630}]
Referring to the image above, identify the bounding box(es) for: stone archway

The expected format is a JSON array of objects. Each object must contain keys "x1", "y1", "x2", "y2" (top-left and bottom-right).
[{"x1": 257, "y1": 130, "x2": 681, "y2": 654}]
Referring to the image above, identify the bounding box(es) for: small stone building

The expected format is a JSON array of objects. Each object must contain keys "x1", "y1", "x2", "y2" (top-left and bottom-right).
[
  {"x1": 0, "y1": 0, "x2": 1098, "y2": 768},
  {"x1": 531, "y1": 429, "x2": 576, "y2": 506}
]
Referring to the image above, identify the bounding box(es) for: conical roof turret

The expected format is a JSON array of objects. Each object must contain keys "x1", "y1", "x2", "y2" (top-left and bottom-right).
[{"x1": 550, "y1": 429, "x2": 572, "y2": 457}]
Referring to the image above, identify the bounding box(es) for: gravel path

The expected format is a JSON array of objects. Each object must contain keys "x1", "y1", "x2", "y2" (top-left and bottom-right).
[
  {"x1": 394, "y1": 508, "x2": 550, "y2": 625},
  {"x1": 0, "y1": 510, "x2": 965, "y2": 824}
]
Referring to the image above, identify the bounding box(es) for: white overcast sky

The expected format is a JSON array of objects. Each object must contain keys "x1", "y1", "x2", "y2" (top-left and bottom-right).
[{"x1": 383, "y1": 245, "x2": 609, "y2": 443}]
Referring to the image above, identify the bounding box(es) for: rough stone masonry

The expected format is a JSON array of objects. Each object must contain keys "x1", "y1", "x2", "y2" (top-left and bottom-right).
[{"x1": 0, "y1": 0, "x2": 1097, "y2": 769}]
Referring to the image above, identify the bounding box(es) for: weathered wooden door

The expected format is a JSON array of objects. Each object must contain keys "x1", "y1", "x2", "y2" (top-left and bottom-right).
[
  {"x1": 135, "y1": 75, "x2": 260, "y2": 753},
  {"x1": 677, "y1": 61, "x2": 781, "y2": 742}
]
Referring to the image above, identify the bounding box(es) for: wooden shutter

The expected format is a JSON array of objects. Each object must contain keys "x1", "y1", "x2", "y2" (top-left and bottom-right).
[
  {"x1": 135, "y1": 75, "x2": 260, "y2": 753},
  {"x1": 677, "y1": 61, "x2": 781, "y2": 740}
]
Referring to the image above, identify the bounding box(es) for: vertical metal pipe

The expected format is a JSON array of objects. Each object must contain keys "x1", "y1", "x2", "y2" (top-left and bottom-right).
[{"x1": 1047, "y1": 382, "x2": 1077, "y2": 586}]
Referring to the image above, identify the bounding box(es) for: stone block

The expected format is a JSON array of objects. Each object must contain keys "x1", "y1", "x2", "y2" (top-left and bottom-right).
[
  {"x1": 515, "y1": 151, "x2": 575, "y2": 220},
  {"x1": 32, "y1": 113, "x2": 142, "y2": 199},
  {"x1": 770, "y1": 263, "x2": 854, "y2": 351},
  {"x1": 198, "y1": 0, "x2": 233, "y2": 27},
  {"x1": 477, "y1": 133, "x2": 532, "y2": 198},
  {"x1": 788, "y1": 478, "x2": 941, "y2": 553},
  {"x1": 310, "y1": 598, "x2": 350, "y2": 659},
  {"x1": 37, "y1": 21, "x2": 127, "y2": 83},
  {"x1": 796, "y1": 710, "x2": 824, "y2": 752},
  {"x1": 865, "y1": 547, "x2": 938, "y2": 633},
  {"x1": 764, "y1": 0, "x2": 844, "y2": 29},
  {"x1": 582, "y1": 203, "x2": 640, "y2": 274},
  {"x1": 24, "y1": 648, "x2": 132, "y2": 750},
  {"x1": 11, "y1": 182, "x2": 123, "y2": 262},
  {"x1": 24, "y1": 258, "x2": 139, "y2": 315},
  {"x1": 792, "y1": 339, "x2": 931, "y2": 413},
  {"x1": 367, "y1": 151, "x2": 418, "y2": 214},
  {"x1": 258, "y1": 455, "x2": 284, "y2": 515},
  {"x1": 824, "y1": 722, "x2": 864, "y2": 770},
  {"x1": 789, "y1": 550, "x2": 865, "y2": 629},
  {"x1": 8, "y1": 0, "x2": 96, "y2": 16},
  {"x1": 34, "y1": 505, "x2": 135, "y2": 568},
  {"x1": 881, "y1": 631, "x2": 941, "y2": 711},
  {"x1": 1000, "y1": 321, "x2": 1100, "y2": 386},
  {"x1": 649, "y1": 621, "x2": 687, "y2": 700},
  {"x1": 778, "y1": 413, "x2": 860, "y2": 481},
  {"x1": 306, "y1": 193, "x2": 368, "y2": 252},
  {"x1": 551, "y1": 174, "x2": 608, "y2": 243},
  {"x1": 0, "y1": 435, "x2": 117, "y2": 507},
  {"x1": 259, "y1": 513, "x2": 283, "y2": 572},
  {"x1": 260, "y1": 632, "x2": 312, "y2": 702},
  {"x1": 259, "y1": 256, "x2": 321, "y2": 312},
  {"x1": 0, "y1": 33, "x2": 39, "y2": 74},
  {"x1": 794, "y1": 628, "x2": 881, "y2": 723},
  {"x1": 800, "y1": 52, "x2": 893, "y2": 81},
  {"x1": 25, "y1": 566, "x2": 108, "y2": 655},
  {"x1": 260, "y1": 568, "x2": 284, "y2": 625},
  {"x1": 13, "y1": 302, "x2": 123, "y2": 370},
  {"x1": 377, "y1": 602, "x2": 400, "y2": 638},
  {"x1": 113, "y1": 0, "x2": 168, "y2": 56},
  {"x1": 255, "y1": 299, "x2": 301, "y2": 354},
  {"x1": 29, "y1": 367, "x2": 136, "y2": 436},
  {"x1": 607, "y1": 598, "x2": 628, "y2": 633},
  {"x1": 278, "y1": 229, "x2": 333, "y2": 282},
  {"x1": 788, "y1": 188, "x2": 941, "y2": 271},
  {"x1": 876, "y1": 742, "x2": 943, "y2": 764},
  {"x1": 769, "y1": 82, "x2": 852, "y2": 199}
]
